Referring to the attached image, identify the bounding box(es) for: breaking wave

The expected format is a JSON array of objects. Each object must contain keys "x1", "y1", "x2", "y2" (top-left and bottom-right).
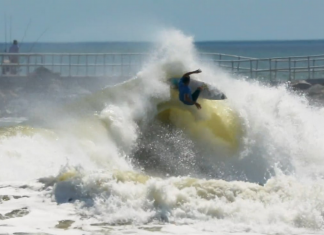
[{"x1": 1, "y1": 30, "x2": 324, "y2": 234}]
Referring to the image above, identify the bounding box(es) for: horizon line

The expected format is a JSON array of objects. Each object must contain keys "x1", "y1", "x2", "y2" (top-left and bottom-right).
[{"x1": 1, "y1": 39, "x2": 324, "y2": 44}]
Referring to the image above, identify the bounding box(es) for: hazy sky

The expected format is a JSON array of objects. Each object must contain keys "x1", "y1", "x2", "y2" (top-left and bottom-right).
[{"x1": 2, "y1": 0, "x2": 324, "y2": 42}]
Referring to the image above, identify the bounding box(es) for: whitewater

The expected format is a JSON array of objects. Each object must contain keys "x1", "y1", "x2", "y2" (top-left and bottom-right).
[{"x1": 1, "y1": 30, "x2": 324, "y2": 235}]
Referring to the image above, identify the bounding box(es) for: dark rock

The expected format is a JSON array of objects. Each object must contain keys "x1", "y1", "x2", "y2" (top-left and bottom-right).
[
  {"x1": 0, "y1": 195, "x2": 29, "y2": 202},
  {"x1": 13, "y1": 195, "x2": 29, "y2": 199},
  {"x1": 55, "y1": 220, "x2": 74, "y2": 229},
  {"x1": 0, "y1": 207, "x2": 29, "y2": 220},
  {"x1": 290, "y1": 80, "x2": 312, "y2": 90},
  {"x1": 0, "y1": 195, "x2": 10, "y2": 202},
  {"x1": 303, "y1": 84, "x2": 324, "y2": 103},
  {"x1": 29, "y1": 66, "x2": 60, "y2": 78},
  {"x1": 306, "y1": 84, "x2": 324, "y2": 96}
]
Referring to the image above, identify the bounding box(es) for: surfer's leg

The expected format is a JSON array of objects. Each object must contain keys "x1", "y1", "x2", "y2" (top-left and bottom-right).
[{"x1": 191, "y1": 89, "x2": 201, "y2": 102}]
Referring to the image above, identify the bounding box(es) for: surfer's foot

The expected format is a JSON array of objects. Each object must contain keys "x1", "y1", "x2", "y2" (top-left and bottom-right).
[{"x1": 200, "y1": 84, "x2": 208, "y2": 90}]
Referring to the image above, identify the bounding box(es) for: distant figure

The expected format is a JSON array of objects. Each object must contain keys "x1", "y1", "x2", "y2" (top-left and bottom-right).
[
  {"x1": 178, "y1": 69, "x2": 204, "y2": 110},
  {"x1": 9, "y1": 40, "x2": 19, "y2": 74}
]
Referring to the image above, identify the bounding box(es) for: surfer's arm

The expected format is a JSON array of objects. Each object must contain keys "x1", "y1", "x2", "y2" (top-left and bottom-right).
[{"x1": 182, "y1": 69, "x2": 202, "y2": 77}]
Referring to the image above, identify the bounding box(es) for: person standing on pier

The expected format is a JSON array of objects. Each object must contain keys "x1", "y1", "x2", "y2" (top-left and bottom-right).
[{"x1": 9, "y1": 40, "x2": 19, "y2": 74}]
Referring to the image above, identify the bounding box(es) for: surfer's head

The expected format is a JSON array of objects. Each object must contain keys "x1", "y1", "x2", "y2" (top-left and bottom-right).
[
  {"x1": 13, "y1": 40, "x2": 18, "y2": 45},
  {"x1": 182, "y1": 75, "x2": 190, "y2": 85}
]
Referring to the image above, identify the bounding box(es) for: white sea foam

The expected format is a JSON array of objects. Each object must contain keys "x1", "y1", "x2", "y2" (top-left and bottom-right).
[{"x1": 0, "y1": 29, "x2": 324, "y2": 234}]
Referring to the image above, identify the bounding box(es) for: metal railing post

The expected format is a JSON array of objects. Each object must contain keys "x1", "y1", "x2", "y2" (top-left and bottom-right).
[
  {"x1": 76, "y1": 55, "x2": 80, "y2": 76},
  {"x1": 256, "y1": 60, "x2": 259, "y2": 79},
  {"x1": 312, "y1": 59, "x2": 315, "y2": 79},
  {"x1": 288, "y1": 57, "x2": 291, "y2": 81},
  {"x1": 69, "y1": 54, "x2": 71, "y2": 77},
  {"x1": 86, "y1": 55, "x2": 88, "y2": 77},
  {"x1": 52, "y1": 54, "x2": 54, "y2": 72},
  {"x1": 112, "y1": 54, "x2": 115, "y2": 76},
  {"x1": 128, "y1": 54, "x2": 131, "y2": 76},
  {"x1": 104, "y1": 54, "x2": 106, "y2": 77},
  {"x1": 269, "y1": 58, "x2": 272, "y2": 81},
  {"x1": 121, "y1": 54, "x2": 123, "y2": 77},
  {"x1": 27, "y1": 55, "x2": 30, "y2": 75},
  {"x1": 293, "y1": 60, "x2": 296, "y2": 80},
  {"x1": 274, "y1": 59, "x2": 277, "y2": 81},
  {"x1": 308, "y1": 56, "x2": 310, "y2": 79},
  {"x1": 60, "y1": 55, "x2": 63, "y2": 75},
  {"x1": 249, "y1": 60, "x2": 252, "y2": 78},
  {"x1": 94, "y1": 54, "x2": 98, "y2": 76}
]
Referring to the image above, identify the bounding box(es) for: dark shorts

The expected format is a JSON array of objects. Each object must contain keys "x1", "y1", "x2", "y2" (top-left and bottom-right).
[
  {"x1": 191, "y1": 89, "x2": 201, "y2": 102},
  {"x1": 182, "y1": 89, "x2": 201, "y2": 105}
]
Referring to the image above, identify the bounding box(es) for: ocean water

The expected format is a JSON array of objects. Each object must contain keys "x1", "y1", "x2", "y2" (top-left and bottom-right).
[
  {"x1": 2, "y1": 38, "x2": 324, "y2": 57},
  {"x1": 1, "y1": 31, "x2": 324, "y2": 234}
]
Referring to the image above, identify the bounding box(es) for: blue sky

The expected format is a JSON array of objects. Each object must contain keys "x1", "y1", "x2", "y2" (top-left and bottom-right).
[{"x1": 2, "y1": 0, "x2": 324, "y2": 42}]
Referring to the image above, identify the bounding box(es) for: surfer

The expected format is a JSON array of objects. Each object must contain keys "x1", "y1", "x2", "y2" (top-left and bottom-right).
[{"x1": 178, "y1": 69, "x2": 204, "y2": 109}]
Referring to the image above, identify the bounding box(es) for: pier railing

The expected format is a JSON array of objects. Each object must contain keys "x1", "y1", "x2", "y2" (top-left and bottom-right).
[
  {"x1": 0, "y1": 53, "x2": 148, "y2": 78},
  {"x1": 202, "y1": 53, "x2": 324, "y2": 81},
  {"x1": 1, "y1": 52, "x2": 324, "y2": 81}
]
